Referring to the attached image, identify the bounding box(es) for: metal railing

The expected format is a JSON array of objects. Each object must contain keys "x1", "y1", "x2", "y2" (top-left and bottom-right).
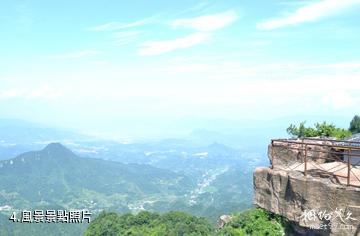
[{"x1": 270, "y1": 138, "x2": 360, "y2": 187}]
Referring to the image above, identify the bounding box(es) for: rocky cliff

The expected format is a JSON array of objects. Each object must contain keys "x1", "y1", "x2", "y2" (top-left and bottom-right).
[{"x1": 253, "y1": 139, "x2": 360, "y2": 236}]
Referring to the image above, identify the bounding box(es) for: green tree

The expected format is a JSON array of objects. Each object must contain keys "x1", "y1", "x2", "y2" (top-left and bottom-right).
[
  {"x1": 83, "y1": 211, "x2": 214, "y2": 236},
  {"x1": 286, "y1": 121, "x2": 351, "y2": 140},
  {"x1": 84, "y1": 209, "x2": 288, "y2": 236},
  {"x1": 349, "y1": 115, "x2": 360, "y2": 134}
]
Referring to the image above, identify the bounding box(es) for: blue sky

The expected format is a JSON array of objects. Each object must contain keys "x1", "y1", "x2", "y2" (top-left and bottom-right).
[{"x1": 1, "y1": 0, "x2": 360, "y2": 139}]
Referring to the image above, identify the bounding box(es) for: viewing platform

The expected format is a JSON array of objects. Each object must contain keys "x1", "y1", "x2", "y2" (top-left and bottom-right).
[{"x1": 270, "y1": 137, "x2": 360, "y2": 187}]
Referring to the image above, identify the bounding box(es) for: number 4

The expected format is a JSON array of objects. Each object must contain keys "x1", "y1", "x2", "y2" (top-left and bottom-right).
[{"x1": 9, "y1": 212, "x2": 17, "y2": 222}]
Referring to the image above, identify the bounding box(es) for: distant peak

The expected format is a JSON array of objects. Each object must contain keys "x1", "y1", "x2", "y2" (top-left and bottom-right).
[
  {"x1": 209, "y1": 142, "x2": 226, "y2": 148},
  {"x1": 44, "y1": 142, "x2": 65, "y2": 149},
  {"x1": 42, "y1": 143, "x2": 76, "y2": 157}
]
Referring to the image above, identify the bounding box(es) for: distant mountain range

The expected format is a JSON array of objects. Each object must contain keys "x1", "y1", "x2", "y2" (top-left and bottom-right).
[
  {"x1": 0, "y1": 119, "x2": 85, "y2": 143},
  {"x1": 0, "y1": 119, "x2": 87, "y2": 160}
]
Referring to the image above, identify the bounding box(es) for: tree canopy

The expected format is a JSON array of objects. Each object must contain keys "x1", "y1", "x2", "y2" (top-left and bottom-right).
[
  {"x1": 218, "y1": 208, "x2": 286, "y2": 236},
  {"x1": 286, "y1": 121, "x2": 352, "y2": 139},
  {"x1": 83, "y1": 209, "x2": 286, "y2": 236},
  {"x1": 83, "y1": 211, "x2": 214, "y2": 236},
  {"x1": 349, "y1": 115, "x2": 360, "y2": 134}
]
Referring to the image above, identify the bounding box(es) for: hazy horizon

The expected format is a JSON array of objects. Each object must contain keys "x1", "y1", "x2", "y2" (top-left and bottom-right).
[{"x1": 0, "y1": 114, "x2": 354, "y2": 142}]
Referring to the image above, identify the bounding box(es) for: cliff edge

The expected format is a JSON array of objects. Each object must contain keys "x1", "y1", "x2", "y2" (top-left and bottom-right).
[{"x1": 253, "y1": 138, "x2": 360, "y2": 236}]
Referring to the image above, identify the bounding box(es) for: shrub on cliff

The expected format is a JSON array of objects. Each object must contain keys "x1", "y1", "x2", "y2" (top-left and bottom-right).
[
  {"x1": 218, "y1": 208, "x2": 285, "y2": 236},
  {"x1": 286, "y1": 121, "x2": 351, "y2": 139}
]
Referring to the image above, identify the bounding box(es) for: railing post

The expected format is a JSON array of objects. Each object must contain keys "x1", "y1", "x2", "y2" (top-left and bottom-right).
[
  {"x1": 301, "y1": 138, "x2": 304, "y2": 161},
  {"x1": 304, "y1": 144, "x2": 307, "y2": 176},
  {"x1": 271, "y1": 140, "x2": 274, "y2": 169},
  {"x1": 347, "y1": 149, "x2": 351, "y2": 186}
]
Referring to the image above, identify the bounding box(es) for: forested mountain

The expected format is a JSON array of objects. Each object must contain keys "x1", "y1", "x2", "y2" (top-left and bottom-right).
[
  {"x1": 0, "y1": 144, "x2": 196, "y2": 235},
  {"x1": 0, "y1": 143, "x2": 193, "y2": 209}
]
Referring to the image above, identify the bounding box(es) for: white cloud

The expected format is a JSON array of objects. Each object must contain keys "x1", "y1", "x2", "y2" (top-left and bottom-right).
[
  {"x1": 28, "y1": 86, "x2": 62, "y2": 99},
  {"x1": 89, "y1": 60, "x2": 110, "y2": 66},
  {"x1": 15, "y1": 3, "x2": 34, "y2": 27},
  {"x1": 323, "y1": 61, "x2": 360, "y2": 69},
  {"x1": 322, "y1": 91, "x2": 358, "y2": 110},
  {"x1": 138, "y1": 32, "x2": 209, "y2": 56},
  {"x1": 52, "y1": 50, "x2": 101, "y2": 59},
  {"x1": 113, "y1": 31, "x2": 141, "y2": 45},
  {"x1": 187, "y1": 1, "x2": 210, "y2": 12},
  {"x1": 257, "y1": 0, "x2": 360, "y2": 30},
  {"x1": 87, "y1": 16, "x2": 156, "y2": 31},
  {"x1": 0, "y1": 88, "x2": 24, "y2": 98},
  {"x1": 172, "y1": 10, "x2": 238, "y2": 32},
  {"x1": 138, "y1": 10, "x2": 237, "y2": 56},
  {"x1": 0, "y1": 86, "x2": 61, "y2": 100},
  {"x1": 2, "y1": 60, "x2": 359, "y2": 121}
]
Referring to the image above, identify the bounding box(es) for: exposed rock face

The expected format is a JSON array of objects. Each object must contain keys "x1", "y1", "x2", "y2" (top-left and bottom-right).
[
  {"x1": 217, "y1": 215, "x2": 233, "y2": 228},
  {"x1": 254, "y1": 167, "x2": 360, "y2": 236},
  {"x1": 255, "y1": 138, "x2": 360, "y2": 235}
]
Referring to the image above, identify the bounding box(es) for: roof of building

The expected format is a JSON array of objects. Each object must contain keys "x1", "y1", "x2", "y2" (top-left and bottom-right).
[
  {"x1": 342, "y1": 133, "x2": 360, "y2": 147},
  {"x1": 345, "y1": 133, "x2": 360, "y2": 142}
]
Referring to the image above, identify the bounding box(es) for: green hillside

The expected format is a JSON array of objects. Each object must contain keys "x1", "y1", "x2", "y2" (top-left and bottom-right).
[
  {"x1": 0, "y1": 143, "x2": 193, "y2": 206},
  {"x1": 0, "y1": 143, "x2": 255, "y2": 235},
  {"x1": 83, "y1": 208, "x2": 287, "y2": 236},
  {"x1": 0, "y1": 143, "x2": 195, "y2": 235}
]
